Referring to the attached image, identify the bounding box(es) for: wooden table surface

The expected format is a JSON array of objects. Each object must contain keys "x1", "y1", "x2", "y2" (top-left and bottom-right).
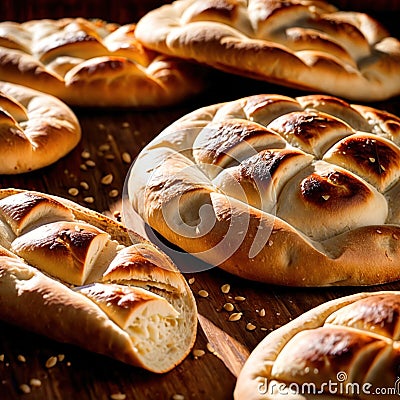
[{"x1": 1, "y1": 7, "x2": 400, "y2": 400}]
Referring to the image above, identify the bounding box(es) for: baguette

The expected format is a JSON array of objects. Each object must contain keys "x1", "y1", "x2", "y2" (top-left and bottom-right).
[
  {"x1": 0, "y1": 188, "x2": 197, "y2": 373},
  {"x1": 135, "y1": 0, "x2": 400, "y2": 101},
  {"x1": 0, "y1": 18, "x2": 205, "y2": 107}
]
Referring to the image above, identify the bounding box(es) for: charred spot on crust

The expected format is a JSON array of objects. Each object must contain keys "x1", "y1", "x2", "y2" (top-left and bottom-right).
[
  {"x1": 270, "y1": 111, "x2": 351, "y2": 148},
  {"x1": 239, "y1": 149, "x2": 304, "y2": 179},
  {"x1": 332, "y1": 136, "x2": 396, "y2": 176},
  {"x1": 301, "y1": 169, "x2": 370, "y2": 206}
]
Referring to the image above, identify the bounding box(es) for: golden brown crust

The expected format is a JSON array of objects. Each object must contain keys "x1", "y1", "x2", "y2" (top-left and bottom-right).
[
  {"x1": 135, "y1": 0, "x2": 400, "y2": 101},
  {"x1": 234, "y1": 291, "x2": 400, "y2": 399},
  {"x1": 103, "y1": 243, "x2": 187, "y2": 293},
  {"x1": 11, "y1": 221, "x2": 110, "y2": 285},
  {"x1": 129, "y1": 93, "x2": 400, "y2": 286},
  {"x1": 0, "y1": 81, "x2": 81, "y2": 174},
  {"x1": 0, "y1": 18, "x2": 205, "y2": 107},
  {"x1": 0, "y1": 188, "x2": 197, "y2": 373}
]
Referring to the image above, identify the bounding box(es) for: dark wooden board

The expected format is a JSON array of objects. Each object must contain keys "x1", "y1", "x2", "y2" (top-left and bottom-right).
[{"x1": 0, "y1": 6, "x2": 399, "y2": 400}]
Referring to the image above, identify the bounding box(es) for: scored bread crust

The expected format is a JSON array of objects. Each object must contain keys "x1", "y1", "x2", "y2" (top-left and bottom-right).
[
  {"x1": 0, "y1": 18, "x2": 205, "y2": 107},
  {"x1": 0, "y1": 81, "x2": 81, "y2": 174},
  {"x1": 234, "y1": 290, "x2": 400, "y2": 400},
  {"x1": 128, "y1": 93, "x2": 400, "y2": 287},
  {"x1": 0, "y1": 188, "x2": 197, "y2": 373},
  {"x1": 135, "y1": 0, "x2": 400, "y2": 102}
]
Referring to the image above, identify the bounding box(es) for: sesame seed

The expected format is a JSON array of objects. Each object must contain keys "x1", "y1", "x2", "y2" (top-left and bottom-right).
[
  {"x1": 0, "y1": 355, "x2": 4, "y2": 362},
  {"x1": 84, "y1": 196, "x2": 95, "y2": 204},
  {"x1": 228, "y1": 312, "x2": 242, "y2": 322},
  {"x1": 98, "y1": 123, "x2": 106, "y2": 130},
  {"x1": 246, "y1": 323, "x2": 257, "y2": 331},
  {"x1": 381, "y1": 165, "x2": 386, "y2": 171},
  {"x1": 192, "y1": 349, "x2": 205, "y2": 358},
  {"x1": 29, "y1": 378, "x2": 42, "y2": 387},
  {"x1": 206, "y1": 343, "x2": 215, "y2": 353},
  {"x1": 393, "y1": 233, "x2": 399, "y2": 240},
  {"x1": 58, "y1": 354, "x2": 65, "y2": 362},
  {"x1": 19, "y1": 384, "x2": 31, "y2": 394},
  {"x1": 110, "y1": 394, "x2": 126, "y2": 400},
  {"x1": 108, "y1": 189, "x2": 119, "y2": 198},
  {"x1": 68, "y1": 188, "x2": 79, "y2": 196},
  {"x1": 198, "y1": 289, "x2": 209, "y2": 298},
  {"x1": 268, "y1": 240, "x2": 273, "y2": 246},
  {"x1": 105, "y1": 154, "x2": 115, "y2": 160},
  {"x1": 322, "y1": 195, "x2": 330, "y2": 201},
  {"x1": 377, "y1": 229, "x2": 382, "y2": 234},
  {"x1": 80, "y1": 164, "x2": 87, "y2": 171},
  {"x1": 234, "y1": 296, "x2": 246, "y2": 302},
  {"x1": 369, "y1": 157, "x2": 376, "y2": 163},
  {"x1": 99, "y1": 144, "x2": 110, "y2": 152},
  {"x1": 259, "y1": 308, "x2": 266, "y2": 317},
  {"x1": 122, "y1": 122, "x2": 130, "y2": 128},
  {"x1": 172, "y1": 395, "x2": 184, "y2": 400},
  {"x1": 85, "y1": 160, "x2": 96, "y2": 167},
  {"x1": 81, "y1": 151, "x2": 91, "y2": 159},
  {"x1": 45, "y1": 356, "x2": 57, "y2": 368},
  {"x1": 122, "y1": 152, "x2": 131, "y2": 164},
  {"x1": 17, "y1": 355, "x2": 26, "y2": 363},
  {"x1": 188, "y1": 277, "x2": 195, "y2": 284},
  {"x1": 101, "y1": 174, "x2": 114, "y2": 185},
  {"x1": 221, "y1": 284, "x2": 230, "y2": 294},
  {"x1": 223, "y1": 302, "x2": 234, "y2": 312},
  {"x1": 80, "y1": 181, "x2": 89, "y2": 190}
]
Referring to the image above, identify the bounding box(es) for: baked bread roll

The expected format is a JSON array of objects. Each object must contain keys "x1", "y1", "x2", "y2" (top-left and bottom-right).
[
  {"x1": 135, "y1": 0, "x2": 400, "y2": 102},
  {"x1": 0, "y1": 18, "x2": 204, "y2": 107},
  {"x1": 128, "y1": 93, "x2": 400, "y2": 286},
  {"x1": 0, "y1": 81, "x2": 80, "y2": 174},
  {"x1": 0, "y1": 189, "x2": 197, "y2": 373},
  {"x1": 234, "y1": 291, "x2": 400, "y2": 399}
]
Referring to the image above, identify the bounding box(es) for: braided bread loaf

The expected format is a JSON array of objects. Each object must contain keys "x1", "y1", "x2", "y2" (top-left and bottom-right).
[
  {"x1": 128, "y1": 93, "x2": 400, "y2": 286},
  {"x1": 234, "y1": 291, "x2": 400, "y2": 399},
  {"x1": 135, "y1": 0, "x2": 400, "y2": 102},
  {"x1": 0, "y1": 18, "x2": 204, "y2": 107},
  {"x1": 0, "y1": 81, "x2": 80, "y2": 174},
  {"x1": 0, "y1": 189, "x2": 197, "y2": 373}
]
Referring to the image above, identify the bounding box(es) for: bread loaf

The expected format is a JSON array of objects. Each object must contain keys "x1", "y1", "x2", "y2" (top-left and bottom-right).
[
  {"x1": 0, "y1": 81, "x2": 80, "y2": 174},
  {"x1": 135, "y1": 0, "x2": 400, "y2": 101},
  {"x1": 0, "y1": 189, "x2": 197, "y2": 373},
  {"x1": 128, "y1": 93, "x2": 400, "y2": 286},
  {"x1": 0, "y1": 18, "x2": 205, "y2": 107},
  {"x1": 234, "y1": 291, "x2": 400, "y2": 399}
]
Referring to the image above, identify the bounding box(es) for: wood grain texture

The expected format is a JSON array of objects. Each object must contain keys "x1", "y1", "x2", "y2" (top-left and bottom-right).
[{"x1": 0, "y1": 5, "x2": 399, "y2": 400}]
